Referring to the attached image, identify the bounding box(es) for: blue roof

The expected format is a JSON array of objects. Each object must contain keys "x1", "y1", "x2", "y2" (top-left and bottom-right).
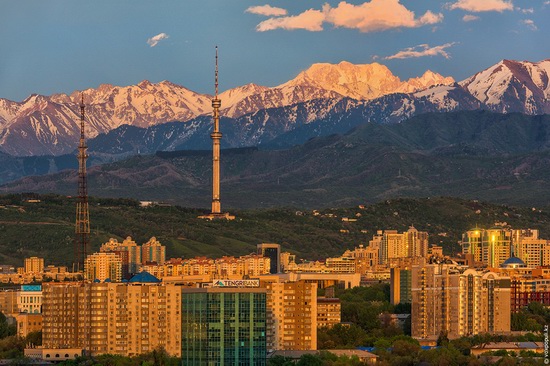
[
  {"x1": 129, "y1": 271, "x2": 161, "y2": 283},
  {"x1": 501, "y1": 256, "x2": 526, "y2": 267}
]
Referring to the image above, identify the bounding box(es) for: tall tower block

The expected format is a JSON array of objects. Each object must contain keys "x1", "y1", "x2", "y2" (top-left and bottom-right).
[
  {"x1": 75, "y1": 94, "x2": 90, "y2": 267},
  {"x1": 199, "y1": 47, "x2": 235, "y2": 220}
]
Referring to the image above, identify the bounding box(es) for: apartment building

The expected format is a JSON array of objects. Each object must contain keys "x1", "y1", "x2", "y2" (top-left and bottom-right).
[
  {"x1": 411, "y1": 264, "x2": 510, "y2": 340},
  {"x1": 266, "y1": 281, "x2": 317, "y2": 351}
]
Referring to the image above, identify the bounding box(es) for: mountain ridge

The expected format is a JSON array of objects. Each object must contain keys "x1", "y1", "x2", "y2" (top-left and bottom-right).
[
  {"x1": 0, "y1": 58, "x2": 548, "y2": 157},
  {"x1": 4, "y1": 111, "x2": 550, "y2": 209}
]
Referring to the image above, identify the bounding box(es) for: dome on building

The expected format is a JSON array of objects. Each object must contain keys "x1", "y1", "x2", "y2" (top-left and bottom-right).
[
  {"x1": 129, "y1": 271, "x2": 161, "y2": 283},
  {"x1": 500, "y1": 256, "x2": 527, "y2": 268}
]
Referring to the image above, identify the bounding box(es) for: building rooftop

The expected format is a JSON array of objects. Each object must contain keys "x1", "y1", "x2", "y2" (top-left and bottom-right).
[
  {"x1": 500, "y1": 256, "x2": 527, "y2": 268},
  {"x1": 129, "y1": 271, "x2": 161, "y2": 283}
]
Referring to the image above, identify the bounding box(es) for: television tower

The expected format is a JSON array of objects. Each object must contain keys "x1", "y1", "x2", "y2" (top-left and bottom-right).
[
  {"x1": 212, "y1": 46, "x2": 222, "y2": 215},
  {"x1": 199, "y1": 46, "x2": 234, "y2": 220},
  {"x1": 75, "y1": 93, "x2": 90, "y2": 267}
]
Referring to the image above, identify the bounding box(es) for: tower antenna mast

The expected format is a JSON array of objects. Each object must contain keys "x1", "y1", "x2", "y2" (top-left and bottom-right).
[
  {"x1": 75, "y1": 93, "x2": 90, "y2": 269},
  {"x1": 198, "y1": 46, "x2": 234, "y2": 220}
]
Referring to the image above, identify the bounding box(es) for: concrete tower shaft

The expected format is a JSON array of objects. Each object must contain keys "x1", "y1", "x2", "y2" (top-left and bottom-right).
[{"x1": 211, "y1": 47, "x2": 222, "y2": 214}]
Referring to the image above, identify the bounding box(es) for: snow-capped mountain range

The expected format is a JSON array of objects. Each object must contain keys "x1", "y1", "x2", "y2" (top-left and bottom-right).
[{"x1": 0, "y1": 59, "x2": 548, "y2": 156}]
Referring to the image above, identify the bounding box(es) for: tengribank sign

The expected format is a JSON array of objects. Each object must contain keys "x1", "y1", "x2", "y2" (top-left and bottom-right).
[{"x1": 212, "y1": 279, "x2": 260, "y2": 288}]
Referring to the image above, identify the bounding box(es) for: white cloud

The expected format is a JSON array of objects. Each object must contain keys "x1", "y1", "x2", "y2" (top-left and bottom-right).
[
  {"x1": 245, "y1": 5, "x2": 287, "y2": 17},
  {"x1": 448, "y1": 0, "x2": 513, "y2": 12},
  {"x1": 256, "y1": 9, "x2": 324, "y2": 31},
  {"x1": 384, "y1": 43, "x2": 456, "y2": 60},
  {"x1": 147, "y1": 33, "x2": 169, "y2": 47},
  {"x1": 462, "y1": 14, "x2": 480, "y2": 22},
  {"x1": 254, "y1": 0, "x2": 443, "y2": 33},
  {"x1": 517, "y1": 8, "x2": 534, "y2": 14},
  {"x1": 521, "y1": 19, "x2": 537, "y2": 30},
  {"x1": 323, "y1": 0, "x2": 443, "y2": 32}
]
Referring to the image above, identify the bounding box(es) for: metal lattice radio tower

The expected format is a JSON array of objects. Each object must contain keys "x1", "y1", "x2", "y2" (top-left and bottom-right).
[{"x1": 75, "y1": 93, "x2": 90, "y2": 268}]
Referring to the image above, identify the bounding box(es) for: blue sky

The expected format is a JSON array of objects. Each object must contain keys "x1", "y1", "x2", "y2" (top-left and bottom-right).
[{"x1": 0, "y1": 0, "x2": 548, "y2": 101}]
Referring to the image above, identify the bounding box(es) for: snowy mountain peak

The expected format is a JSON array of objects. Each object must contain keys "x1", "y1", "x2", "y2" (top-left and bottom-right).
[
  {"x1": 280, "y1": 62, "x2": 453, "y2": 101},
  {"x1": 219, "y1": 83, "x2": 269, "y2": 108},
  {"x1": 460, "y1": 58, "x2": 550, "y2": 114},
  {"x1": 0, "y1": 59, "x2": 548, "y2": 157}
]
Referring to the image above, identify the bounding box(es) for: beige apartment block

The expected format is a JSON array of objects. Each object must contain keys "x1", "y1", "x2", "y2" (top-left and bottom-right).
[
  {"x1": 42, "y1": 279, "x2": 181, "y2": 357},
  {"x1": 142, "y1": 254, "x2": 270, "y2": 280},
  {"x1": 266, "y1": 281, "x2": 317, "y2": 351},
  {"x1": 24, "y1": 257, "x2": 44, "y2": 274},
  {"x1": 371, "y1": 226, "x2": 429, "y2": 265},
  {"x1": 15, "y1": 313, "x2": 42, "y2": 338},
  {"x1": 100, "y1": 237, "x2": 142, "y2": 277},
  {"x1": 317, "y1": 297, "x2": 341, "y2": 328},
  {"x1": 84, "y1": 252, "x2": 122, "y2": 282},
  {"x1": 412, "y1": 264, "x2": 510, "y2": 340},
  {"x1": 141, "y1": 237, "x2": 166, "y2": 265},
  {"x1": 513, "y1": 229, "x2": 549, "y2": 267},
  {"x1": 0, "y1": 290, "x2": 18, "y2": 316}
]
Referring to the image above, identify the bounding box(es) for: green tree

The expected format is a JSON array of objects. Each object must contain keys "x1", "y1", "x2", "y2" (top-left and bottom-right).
[
  {"x1": 25, "y1": 331, "x2": 42, "y2": 346},
  {"x1": 296, "y1": 354, "x2": 323, "y2": 366},
  {"x1": 391, "y1": 339, "x2": 421, "y2": 357},
  {"x1": 268, "y1": 355, "x2": 294, "y2": 366},
  {"x1": 0, "y1": 312, "x2": 10, "y2": 339}
]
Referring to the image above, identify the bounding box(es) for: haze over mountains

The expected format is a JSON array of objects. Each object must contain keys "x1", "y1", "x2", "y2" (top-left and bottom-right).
[{"x1": 1, "y1": 58, "x2": 548, "y2": 157}]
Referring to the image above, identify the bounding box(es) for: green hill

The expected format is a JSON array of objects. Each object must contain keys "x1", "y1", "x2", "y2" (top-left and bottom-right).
[
  {"x1": 4, "y1": 111, "x2": 550, "y2": 208},
  {"x1": 1, "y1": 194, "x2": 550, "y2": 267}
]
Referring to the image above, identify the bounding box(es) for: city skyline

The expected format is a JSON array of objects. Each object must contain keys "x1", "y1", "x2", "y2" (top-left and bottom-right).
[{"x1": 1, "y1": 0, "x2": 548, "y2": 101}]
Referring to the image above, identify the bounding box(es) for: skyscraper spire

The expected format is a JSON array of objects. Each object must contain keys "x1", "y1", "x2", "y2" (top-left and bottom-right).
[
  {"x1": 75, "y1": 93, "x2": 90, "y2": 267},
  {"x1": 199, "y1": 46, "x2": 234, "y2": 220}
]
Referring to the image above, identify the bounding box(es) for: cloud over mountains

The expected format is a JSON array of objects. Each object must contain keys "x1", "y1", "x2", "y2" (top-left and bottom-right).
[{"x1": 253, "y1": 0, "x2": 443, "y2": 32}]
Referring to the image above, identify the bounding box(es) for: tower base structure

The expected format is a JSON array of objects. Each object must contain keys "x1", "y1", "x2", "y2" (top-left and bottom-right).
[{"x1": 198, "y1": 212, "x2": 235, "y2": 221}]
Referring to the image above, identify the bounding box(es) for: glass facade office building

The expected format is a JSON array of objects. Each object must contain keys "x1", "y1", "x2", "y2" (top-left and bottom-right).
[{"x1": 181, "y1": 288, "x2": 267, "y2": 366}]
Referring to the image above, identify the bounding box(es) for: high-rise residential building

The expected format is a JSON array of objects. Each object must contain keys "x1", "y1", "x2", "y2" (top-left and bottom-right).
[
  {"x1": 461, "y1": 229, "x2": 483, "y2": 264},
  {"x1": 461, "y1": 227, "x2": 550, "y2": 267},
  {"x1": 371, "y1": 227, "x2": 429, "y2": 265},
  {"x1": 317, "y1": 297, "x2": 341, "y2": 328},
  {"x1": 181, "y1": 287, "x2": 267, "y2": 365},
  {"x1": 24, "y1": 257, "x2": 44, "y2": 274},
  {"x1": 406, "y1": 226, "x2": 429, "y2": 258},
  {"x1": 512, "y1": 229, "x2": 549, "y2": 267},
  {"x1": 84, "y1": 252, "x2": 122, "y2": 282},
  {"x1": 483, "y1": 228, "x2": 512, "y2": 268},
  {"x1": 257, "y1": 243, "x2": 281, "y2": 274},
  {"x1": 411, "y1": 264, "x2": 510, "y2": 340},
  {"x1": 42, "y1": 276, "x2": 182, "y2": 357},
  {"x1": 17, "y1": 285, "x2": 42, "y2": 314},
  {"x1": 352, "y1": 244, "x2": 379, "y2": 273},
  {"x1": 100, "y1": 237, "x2": 142, "y2": 278},
  {"x1": 266, "y1": 281, "x2": 317, "y2": 351},
  {"x1": 141, "y1": 237, "x2": 166, "y2": 265}
]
